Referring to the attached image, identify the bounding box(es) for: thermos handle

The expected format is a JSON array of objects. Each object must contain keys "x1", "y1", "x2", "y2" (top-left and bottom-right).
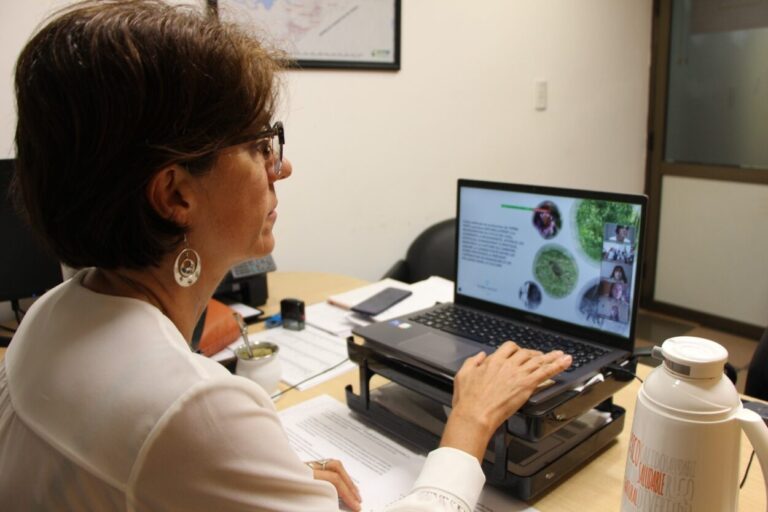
[{"x1": 737, "y1": 407, "x2": 768, "y2": 512}]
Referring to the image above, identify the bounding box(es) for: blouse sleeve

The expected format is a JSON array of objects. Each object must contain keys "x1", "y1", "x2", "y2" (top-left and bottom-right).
[{"x1": 384, "y1": 447, "x2": 486, "y2": 512}]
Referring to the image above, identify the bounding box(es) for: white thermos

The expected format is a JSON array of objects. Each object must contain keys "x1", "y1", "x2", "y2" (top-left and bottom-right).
[{"x1": 621, "y1": 336, "x2": 768, "y2": 511}]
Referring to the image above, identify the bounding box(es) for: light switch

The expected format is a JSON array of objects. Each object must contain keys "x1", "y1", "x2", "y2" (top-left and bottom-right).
[{"x1": 535, "y1": 81, "x2": 548, "y2": 111}]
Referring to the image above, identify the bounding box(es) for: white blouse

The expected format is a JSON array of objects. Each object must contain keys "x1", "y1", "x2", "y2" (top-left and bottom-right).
[{"x1": 0, "y1": 271, "x2": 485, "y2": 511}]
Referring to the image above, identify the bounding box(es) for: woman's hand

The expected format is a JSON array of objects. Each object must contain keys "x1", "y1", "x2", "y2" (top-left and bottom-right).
[
  {"x1": 307, "y1": 458, "x2": 362, "y2": 511},
  {"x1": 440, "y1": 341, "x2": 572, "y2": 461}
]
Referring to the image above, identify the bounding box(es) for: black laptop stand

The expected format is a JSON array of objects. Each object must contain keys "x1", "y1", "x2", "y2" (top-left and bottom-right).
[{"x1": 345, "y1": 336, "x2": 634, "y2": 500}]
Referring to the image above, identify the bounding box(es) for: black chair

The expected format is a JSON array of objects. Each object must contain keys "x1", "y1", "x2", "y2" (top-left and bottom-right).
[
  {"x1": 383, "y1": 219, "x2": 456, "y2": 284},
  {"x1": 745, "y1": 324, "x2": 768, "y2": 401}
]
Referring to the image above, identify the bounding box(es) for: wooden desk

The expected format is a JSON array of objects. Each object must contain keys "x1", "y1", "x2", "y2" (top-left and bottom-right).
[
  {"x1": 266, "y1": 272, "x2": 766, "y2": 512},
  {"x1": 2, "y1": 272, "x2": 764, "y2": 510},
  {"x1": 261, "y1": 271, "x2": 369, "y2": 317}
]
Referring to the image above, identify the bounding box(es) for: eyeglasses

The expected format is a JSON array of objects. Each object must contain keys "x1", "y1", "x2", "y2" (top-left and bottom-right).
[
  {"x1": 251, "y1": 121, "x2": 285, "y2": 177},
  {"x1": 219, "y1": 121, "x2": 285, "y2": 177}
]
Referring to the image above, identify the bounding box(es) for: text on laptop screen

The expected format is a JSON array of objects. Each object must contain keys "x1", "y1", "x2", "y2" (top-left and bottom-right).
[{"x1": 456, "y1": 186, "x2": 642, "y2": 338}]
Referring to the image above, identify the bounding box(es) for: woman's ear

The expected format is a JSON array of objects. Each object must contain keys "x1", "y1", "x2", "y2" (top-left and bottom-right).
[{"x1": 146, "y1": 165, "x2": 195, "y2": 226}]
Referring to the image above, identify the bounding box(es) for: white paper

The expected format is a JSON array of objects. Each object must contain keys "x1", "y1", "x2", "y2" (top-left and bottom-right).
[
  {"x1": 240, "y1": 326, "x2": 355, "y2": 390},
  {"x1": 210, "y1": 345, "x2": 236, "y2": 363},
  {"x1": 306, "y1": 301, "x2": 359, "y2": 337},
  {"x1": 208, "y1": 325, "x2": 353, "y2": 390},
  {"x1": 280, "y1": 395, "x2": 538, "y2": 512},
  {"x1": 228, "y1": 302, "x2": 263, "y2": 319}
]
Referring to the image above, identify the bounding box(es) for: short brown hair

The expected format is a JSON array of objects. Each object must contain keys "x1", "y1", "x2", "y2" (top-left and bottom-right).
[{"x1": 14, "y1": 0, "x2": 281, "y2": 269}]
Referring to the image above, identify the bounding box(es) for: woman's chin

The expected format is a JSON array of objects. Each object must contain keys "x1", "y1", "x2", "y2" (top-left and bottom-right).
[{"x1": 253, "y1": 235, "x2": 275, "y2": 257}]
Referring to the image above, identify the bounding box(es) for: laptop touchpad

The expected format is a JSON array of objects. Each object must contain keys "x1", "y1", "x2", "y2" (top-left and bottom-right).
[{"x1": 399, "y1": 333, "x2": 479, "y2": 368}]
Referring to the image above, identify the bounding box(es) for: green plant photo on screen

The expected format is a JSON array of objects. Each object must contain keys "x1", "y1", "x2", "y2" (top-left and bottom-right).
[
  {"x1": 533, "y1": 245, "x2": 578, "y2": 298},
  {"x1": 575, "y1": 199, "x2": 640, "y2": 262}
]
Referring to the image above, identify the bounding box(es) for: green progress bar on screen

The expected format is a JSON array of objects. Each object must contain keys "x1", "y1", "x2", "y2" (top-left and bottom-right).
[{"x1": 501, "y1": 204, "x2": 534, "y2": 211}]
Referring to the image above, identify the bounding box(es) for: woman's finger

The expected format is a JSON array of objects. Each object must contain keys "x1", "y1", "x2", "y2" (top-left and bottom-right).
[
  {"x1": 530, "y1": 352, "x2": 572, "y2": 381},
  {"x1": 458, "y1": 350, "x2": 486, "y2": 373},
  {"x1": 506, "y1": 346, "x2": 537, "y2": 366},
  {"x1": 519, "y1": 350, "x2": 564, "y2": 372},
  {"x1": 324, "y1": 459, "x2": 361, "y2": 502},
  {"x1": 492, "y1": 341, "x2": 520, "y2": 359},
  {"x1": 314, "y1": 469, "x2": 361, "y2": 511}
]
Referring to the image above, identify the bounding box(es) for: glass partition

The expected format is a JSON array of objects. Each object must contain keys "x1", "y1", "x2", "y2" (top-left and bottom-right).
[{"x1": 665, "y1": 0, "x2": 768, "y2": 169}]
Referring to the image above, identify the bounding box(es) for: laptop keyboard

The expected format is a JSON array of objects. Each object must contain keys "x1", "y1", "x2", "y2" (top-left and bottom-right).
[{"x1": 410, "y1": 305, "x2": 608, "y2": 372}]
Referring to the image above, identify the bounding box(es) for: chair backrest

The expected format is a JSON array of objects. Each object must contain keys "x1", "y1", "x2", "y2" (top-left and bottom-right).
[
  {"x1": 404, "y1": 218, "x2": 456, "y2": 283},
  {"x1": 745, "y1": 323, "x2": 768, "y2": 400}
]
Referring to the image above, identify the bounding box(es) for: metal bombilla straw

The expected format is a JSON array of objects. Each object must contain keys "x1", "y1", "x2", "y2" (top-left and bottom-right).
[{"x1": 234, "y1": 312, "x2": 254, "y2": 359}]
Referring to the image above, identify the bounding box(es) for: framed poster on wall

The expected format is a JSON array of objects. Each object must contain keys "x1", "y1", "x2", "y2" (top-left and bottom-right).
[{"x1": 210, "y1": 0, "x2": 401, "y2": 70}]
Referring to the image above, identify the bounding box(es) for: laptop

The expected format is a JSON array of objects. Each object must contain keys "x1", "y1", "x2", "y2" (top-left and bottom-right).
[{"x1": 353, "y1": 179, "x2": 647, "y2": 405}]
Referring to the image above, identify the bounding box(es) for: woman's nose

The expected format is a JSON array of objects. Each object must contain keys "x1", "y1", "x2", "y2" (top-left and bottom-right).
[{"x1": 276, "y1": 157, "x2": 293, "y2": 181}]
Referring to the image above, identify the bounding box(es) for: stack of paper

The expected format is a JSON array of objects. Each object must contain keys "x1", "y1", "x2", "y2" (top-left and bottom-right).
[{"x1": 311, "y1": 276, "x2": 454, "y2": 336}]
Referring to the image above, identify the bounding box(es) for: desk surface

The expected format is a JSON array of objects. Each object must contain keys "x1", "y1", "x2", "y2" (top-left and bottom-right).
[
  {"x1": 2, "y1": 272, "x2": 764, "y2": 511},
  {"x1": 265, "y1": 272, "x2": 766, "y2": 512}
]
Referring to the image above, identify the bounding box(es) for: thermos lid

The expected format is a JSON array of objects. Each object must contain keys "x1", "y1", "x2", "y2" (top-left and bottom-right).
[{"x1": 655, "y1": 336, "x2": 728, "y2": 379}]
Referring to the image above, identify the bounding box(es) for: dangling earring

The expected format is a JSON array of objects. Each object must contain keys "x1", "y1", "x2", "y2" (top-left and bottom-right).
[{"x1": 173, "y1": 235, "x2": 201, "y2": 287}]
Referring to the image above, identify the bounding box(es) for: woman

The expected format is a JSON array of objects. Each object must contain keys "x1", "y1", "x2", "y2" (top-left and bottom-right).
[
  {"x1": 0, "y1": 2, "x2": 571, "y2": 511},
  {"x1": 532, "y1": 202, "x2": 560, "y2": 239},
  {"x1": 611, "y1": 265, "x2": 628, "y2": 283}
]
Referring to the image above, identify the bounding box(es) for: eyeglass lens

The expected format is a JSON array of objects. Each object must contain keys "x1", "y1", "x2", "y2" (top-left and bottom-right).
[{"x1": 272, "y1": 133, "x2": 283, "y2": 176}]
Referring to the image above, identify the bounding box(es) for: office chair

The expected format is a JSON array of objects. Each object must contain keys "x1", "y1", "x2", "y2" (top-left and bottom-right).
[
  {"x1": 745, "y1": 323, "x2": 768, "y2": 401},
  {"x1": 383, "y1": 219, "x2": 456, "y2": 284}
]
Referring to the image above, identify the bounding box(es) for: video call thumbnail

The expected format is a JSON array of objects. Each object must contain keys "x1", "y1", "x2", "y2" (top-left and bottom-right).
[{"x1": 596, "y1": 223, "x2": 634, "y2": 324}]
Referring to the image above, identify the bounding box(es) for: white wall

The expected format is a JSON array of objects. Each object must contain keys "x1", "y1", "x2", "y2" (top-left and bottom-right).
[
  {"x1": 274, "y1": 1, "x2": 652, "y2": 280},
  {"x1": 1, "y1": 1, "x2": 652, "y2": 307}
]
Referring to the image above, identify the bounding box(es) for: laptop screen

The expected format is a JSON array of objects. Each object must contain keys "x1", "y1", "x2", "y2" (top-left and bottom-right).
[{"x1": 456, "y1": 181, "x2": 646, "y2": 340}]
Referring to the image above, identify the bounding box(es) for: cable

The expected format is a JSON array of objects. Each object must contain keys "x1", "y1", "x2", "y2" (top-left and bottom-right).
[
  {"x1": 270, "y1": 358, "x2": 351, "y2": 400},
  {"x1": 11, "y1": 299, "x2": 25, "y2": 324},
  {"x1": 740, "y1": 449, "x2": 756, "y2": 489},
  {"x1": 605, "y1": 363, "x2": 644, "y2": 384}
]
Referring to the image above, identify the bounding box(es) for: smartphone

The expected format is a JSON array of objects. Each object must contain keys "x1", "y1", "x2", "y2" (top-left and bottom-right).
[{"x1": 351, "y1": 287, "x2": 413, "y2": 317}]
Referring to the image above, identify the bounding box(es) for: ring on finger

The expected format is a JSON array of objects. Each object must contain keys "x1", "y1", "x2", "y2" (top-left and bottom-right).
[{"x1": 307, "y1": 458, "x2": 331, "y2": 471}]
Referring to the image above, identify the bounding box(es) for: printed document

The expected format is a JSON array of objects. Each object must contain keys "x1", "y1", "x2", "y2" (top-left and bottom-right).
[
  {"x1": 280, "y1": 395, "x2": 539, "y2": 512},
  {"x1": 211, "y1": 326, "x2": 355, "y2": 390},
  {"x1": 246, "y1": 327, "x2": 355, "y2": 390}
]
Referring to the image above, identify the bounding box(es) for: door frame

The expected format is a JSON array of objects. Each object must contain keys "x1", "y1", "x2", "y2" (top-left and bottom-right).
[{"x1": 642, "y1": 0, "x2": 768, "y2": 339}]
